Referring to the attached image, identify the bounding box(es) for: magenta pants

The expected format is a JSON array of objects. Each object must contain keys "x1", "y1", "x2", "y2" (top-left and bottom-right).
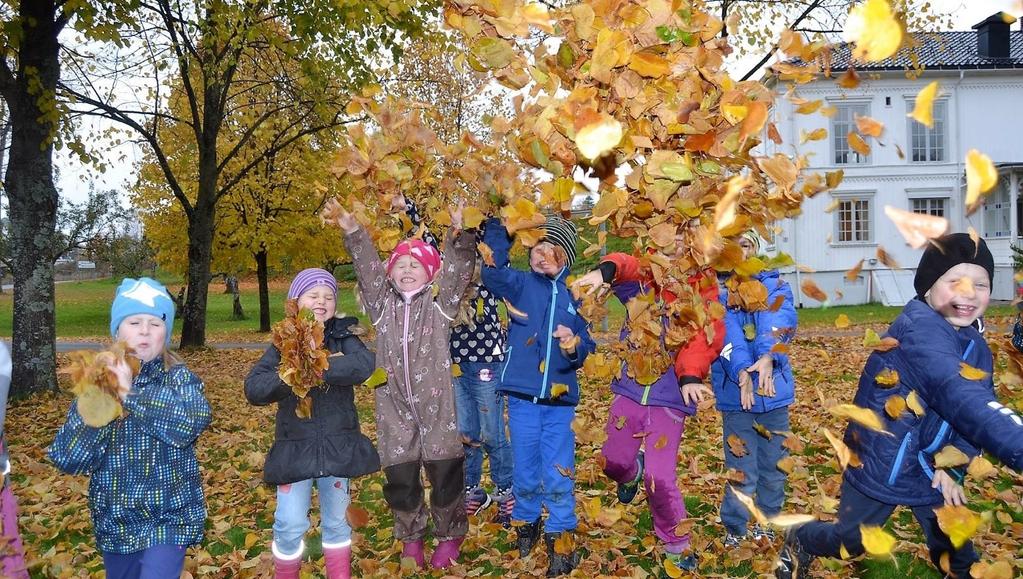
[
  {"x1": 0, "y1": 482, "x2": 29, "y2": 578},
  {"x1": 601, "y1": 395, "x2": 690, "y2": 552}
]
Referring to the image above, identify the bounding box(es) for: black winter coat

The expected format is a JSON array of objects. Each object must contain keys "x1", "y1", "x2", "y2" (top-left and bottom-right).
[{"x1": 244, "y1": 316, "x2": 381, "y2": 485}]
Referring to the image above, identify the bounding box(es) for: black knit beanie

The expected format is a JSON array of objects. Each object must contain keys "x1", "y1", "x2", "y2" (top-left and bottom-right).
[
  {"x1": 914, "y1": 232, "x2": 994, "y2": 298},
  {"x1": 540, "y1": 215, "x2": 578, "y2": 268}
]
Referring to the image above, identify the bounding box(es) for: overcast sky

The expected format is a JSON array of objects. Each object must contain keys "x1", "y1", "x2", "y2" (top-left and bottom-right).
[{"x1": 52, "y1": 0, "x2": 1019, "y2": 205}]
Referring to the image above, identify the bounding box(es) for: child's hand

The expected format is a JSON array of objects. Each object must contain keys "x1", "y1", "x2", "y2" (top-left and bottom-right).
[
  {"x1": 451, "y1": 203, "x2": 464, "y2": 231},
  {"x1": 109, "y1": 359, "x2": 133, "y2": 401},
  {"x1": 390, "y1": 194, "x2": 408, "y2": 212},
  {"x1": 931, "y1": 469, "x2": 967, "y2": 506},
  {"x1": 571, "y1": 270, "x2": 606, "y2": 297},
  {"x1": 553, "y1": 324, "x2": 579, "y2": 353},
  {"x1": 324, "y1": 198, "x2": 360, "y2": 233},
  {"x1": 747, "y1": 355, "x2": 774, "y2": 397},
  {"x1": 681, "y1": 382, "x2": 712, "y2": 406},
  {"x1": 739, "y1": 370, "x2": 755, "y2": 410}
]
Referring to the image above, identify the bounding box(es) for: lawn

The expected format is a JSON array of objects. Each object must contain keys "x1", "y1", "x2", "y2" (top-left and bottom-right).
[{"x1": 7, "y1": 335, "x2": 1021, "y2": 577}]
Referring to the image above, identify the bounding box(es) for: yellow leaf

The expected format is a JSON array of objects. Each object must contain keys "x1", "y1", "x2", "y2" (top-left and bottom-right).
[
  {"x1": 505, "y1": 300, "x2": 529, "y2": 320},
  {"x1": 839, "y1": 543, "x2": 851, "y2": 559},
  {"x1": 844, "y1": 0, "x2": 903, "y2": 62},
  {"x1": 970, "y1": 561, "x2": 1015, "y2": 579},
  {"x1": 729, "y1": 486, "x2": 768, "y2": 524},
  {"x1": 906, "y1": 390, "x2": 925, "y2": 416},
  {"x1": 884, "y1": 395, "x2": 906, "y2": 419},
  {"x1": 965, "y1": 149, "x2": 998, "y2": 211},
  {"x1": 884, "y1": 205, "x2": 948, "y2": 249},
  {"x1": 727, "y1": 434, "x2": 748, "y2": 458},
  {"x1": 575, "y1": 113, "x2": 623, "y2": 160},
  {"x1": 768, "y1": 513, "x2": 816, "y2": 527},
  {"x1": 800, "y1": 127, "x2": 827, "y2": 143},
  {"x1": 753, "y1": 422, "x2": 773, "y2": 440},
  {"x1": 628, "y1": 52, "x2": 670, "y2": 77},
  {"x1": 654, "y1": 434, "x2": 668, "y2": 450},
  {"x1": 834, "y1": 314, "x2": 850, "y2": 329},
  {"x1": 855, "y1": 114, "x2": 884, "y2": 137},
  {"x1": 859, "y1": 525, "x2": 896, "y2": 557},
  {"x1": 776, "y1": 456, "x2": 795, "y2": 474},
  {"x1": 615, "y1": 415, "x2": 627, "y2": 430},
  {"x1": 795, "y1": 99, "x2": 822, "y2": 114},
  {"x1": 539, "y1": 360, "x2": 546, "y2": 373},
  {"x1": 553, "y1": 531, "x2": 576, "y2": 554},
  {"x1": 243, "y1": 532, "x2": 259, "y2": 549},
  {"x1": 935, "y1": 505, "x2": 981, "y2": 549},
  {"x1": 958, "y1": 362, "x2": 989, "y2": 381},
  {"x1": 932, "y1": 445, "x2": 970, "y2": 469},
  {"x1": 908, "y1": 81, "x2": 940, "y2": 128},
  {"x1": 663, "y1": 555, "x2": 684, "y2": 578},
  {"x1": 823, "y1": 427, "x2": 861, "y2": 470},
  {"x1": 452, "y1": 364, "x2": 463, "y2": 378},
  {"x1": 461, "y1": 207, "x2": 485, "y2": 229},
  {"x1": 876, "y1": 368, "x2": 899, "y2": 387},
  {"x1": 828, "y1": 403, "x2": 888, "y2": 434},
  {"x1": 364, "y1": 367, "x2": 388, "y2": 388},
  {"x1": 967, "y1": 456, "x2": 995, "y2": 479},
  {"x1": 550, "y1": 383, "x2": 569, "y2": 398},
  {"x1": 847, "y1": 132, "x2": 871, "y2": 156},
  {"x1": 722, "y1": 104, "x2": 749, "y2": 125}
]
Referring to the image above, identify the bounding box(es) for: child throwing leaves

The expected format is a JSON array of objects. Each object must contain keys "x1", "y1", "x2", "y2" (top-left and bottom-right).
[
  {"x1": 776, "y1": 233, "x2": 1023, "y2": 579},
  {"x1": 49, "y1": 278, "x2": 211, "y2": 579},
  {"x1": 481, "y1": 215, "x2": 595, "y2": 577},
  {"x1": 572, "y1": 251, "x2": 723, "y2": 573},
  {"x1": 244, "y1": 269, "x2": 380, "y2": 579},
  {"x1": 396, "y1": 195, "x2": 515, "y2": 525},
  {"x1": 330, "y1": 200, "x2": 476, "y2": 570},
  {"x1": 711, "y1": 232, "x2": 798, "y2": 546},
  {"x1": 0, "y1": 342, "x2": 28, "y2": 578}
]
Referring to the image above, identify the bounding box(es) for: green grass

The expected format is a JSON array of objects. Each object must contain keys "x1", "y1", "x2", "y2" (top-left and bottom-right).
[{"x1": 795, "y1": 302, "x2": 1018, "y2": 328}]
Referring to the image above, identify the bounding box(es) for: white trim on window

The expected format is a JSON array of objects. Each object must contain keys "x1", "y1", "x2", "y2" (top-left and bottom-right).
[
  {"x1": 829, "y1": 100, "x2": 872, "y2": 166},
  {"x1": 905, "y1": 97, "x2": 948, "y2": 164},
  {"x1": 831, "y1": 191, "x2": 875, "y2": 245}
]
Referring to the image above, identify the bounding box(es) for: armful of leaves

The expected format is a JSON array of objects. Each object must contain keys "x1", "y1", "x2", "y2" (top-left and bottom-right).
[
  {"x1": 271, "y1": 300, "x2": 331, "y2": 418},
  {"x1": 59, "y1": 343, "x2": 139, "y2": 428},
  {"x1": 121, "y1": 367, "x2": 212, "y2": 448}
]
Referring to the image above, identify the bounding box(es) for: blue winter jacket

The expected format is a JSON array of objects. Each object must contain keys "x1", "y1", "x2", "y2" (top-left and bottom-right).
[
  {"x1": 844, "y1": 298, "x2": 1023, "y2": 506},
  {"x1": 49, "y1": 358, "x2": 212, "y2": 553},
  {"x1": 711, "y1": 270, "x2": 798, "y2": 413},
  {"x1": 481, "y1": 218, "x2": 595, "y2": 405}
]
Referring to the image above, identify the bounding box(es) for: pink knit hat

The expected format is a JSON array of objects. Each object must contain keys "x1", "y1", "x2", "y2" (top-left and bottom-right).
[{"x1": 386, "y1": 239, "x2": 441, "y2": 281}]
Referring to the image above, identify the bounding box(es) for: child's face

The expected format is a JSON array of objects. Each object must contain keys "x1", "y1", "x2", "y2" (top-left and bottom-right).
[
  {"x1": 389, "y1": 255, "x2": 431, "y2": 293},
  {"x1": 530, "y1": 242, "x2": 565, "y2": 277},
  {"x1": 116, "y1": 314, "x2": 167, "y2": 362},
  {"x1": 925, "y1": 263, "x2": 991, "y2": 328},
  {"x1": 297, "y1": 285, "x2": 336, "y2": 323},
  {"x1": 738, "y1": 237, "x2": 757, "y2": 261}
]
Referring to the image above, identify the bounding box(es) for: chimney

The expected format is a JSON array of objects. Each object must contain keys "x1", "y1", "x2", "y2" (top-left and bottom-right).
[{"x1": 972, "y1": 13, "x2": 1014, "y2": 58}]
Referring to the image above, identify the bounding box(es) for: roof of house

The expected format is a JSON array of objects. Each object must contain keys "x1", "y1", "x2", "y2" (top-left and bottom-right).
[{"x1": 824, "y1": 30, "x2": 1023, "y2": 71}]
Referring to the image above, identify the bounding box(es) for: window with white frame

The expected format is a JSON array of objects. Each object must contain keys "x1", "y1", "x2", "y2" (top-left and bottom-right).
[
  {"x1": 832, "y1": 102, "x2": 870, "y2": 165},
  {"x1": 983, "y1": 175, "x2": 1011, "y2": 238},
  {"x1": 908, "y1": 99, "x2": 947, "y2": 162},
  {"x1": 910, "y1": 197, "x2": 948, "y2": 217},
  {"x1": 834, "y1": 195, "x2": 873, "y2": 243}
]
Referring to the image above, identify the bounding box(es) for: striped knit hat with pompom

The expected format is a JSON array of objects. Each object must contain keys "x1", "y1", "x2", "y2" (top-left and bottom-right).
[{"x1": 540, "y1": 215, "x2": 578, "y2": 268}]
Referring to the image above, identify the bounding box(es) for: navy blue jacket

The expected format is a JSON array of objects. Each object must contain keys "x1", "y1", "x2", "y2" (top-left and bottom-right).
[
  {"x1": 481, "y1": 218, "x2": 595, "y2": 405},
  {"x1": 711, "y1": 270, "x2": 798, "y2": 413},
  {"x1": 844, "y1": 298, "x2": 1023, "y2": 506}
]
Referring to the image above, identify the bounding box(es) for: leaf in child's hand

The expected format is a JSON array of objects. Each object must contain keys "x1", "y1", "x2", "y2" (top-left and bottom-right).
[
  {"x1": 753, "y1": 422, "x2": 773, "y2": 440},
  {"x1": 364, "y1": 367, "x2": 388, "y2": 388},
  {"x1": 828, "y1": 404, "x2": 889, "y2": 434},
  {"x1": 346, "y1": 505, "x2": 370, "y2": 529},
  {"x1": 935, "y1": 505, "x2": 981, "y2": 549},
  {"x1": 77, "y1": 384, "x2": 122, "y2": 427},
  {"x1": 859, "y1": 525, "x2": 896, "y2": 556},
  {"x1": 452, "y1": 364, "x2": 463, "y2": 378},
  {"x1": 933, "y1": 445, "x2": 970, "y2": 468},
  {"x1": 906, "y1": 390, "x2": 925, "y2": 416},
  {"x1": 958, "y1": 362, "x2": 988, "y2": 380},
  {"x1": 727, "y1": 434, "x2": 748, "y2": 457},
  {"x1": 967, "y1": 456, "x2": 995, "y2": 479},
  {"x1": 875, "y1": 368, "x2": 899, "y2": 387},
  {"x1": 884, "y1": 395, "x2": 906, "y2": 419},
  {"x1": 615, "y1": 415, "x2": 627, "y2": 430},
  {"x1": 550, "y1": 383, "x2": 569, "y2": 398}
]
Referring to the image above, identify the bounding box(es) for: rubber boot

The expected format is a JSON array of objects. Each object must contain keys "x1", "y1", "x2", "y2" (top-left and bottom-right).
[
  {"x1": 430, "y1": 536, "x2": 465, "y2": 569},
  {"x1": 401, "y1": 540, "x2": 426, "y2": 569},
  {"x1": 516, "y1": 518, "x2": 543, "y2": 557},
  {"x1": 544, "y1": 532, "x2": 579, "y2": 577},
  {"x1": 272, "y1": 541, "x2": 303, "y2": 579},
  {"x1": 323, "y1": 542, "x2": 351, "y2": 579}
]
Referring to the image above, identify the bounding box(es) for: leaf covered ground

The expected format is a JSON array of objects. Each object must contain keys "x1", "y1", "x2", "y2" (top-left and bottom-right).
[{"x1": 7, "y1": 335, "x2": 1022, "y2": 578}]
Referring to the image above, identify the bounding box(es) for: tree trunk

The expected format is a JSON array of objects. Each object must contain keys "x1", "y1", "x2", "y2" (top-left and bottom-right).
[
  {"x1": 230, "y1": 277, "x2": 244, "y2": 320},
  {"x1": 256, "y1": 248, "x2": 271, "y2": 332},
  {"x1": 5, "y1": 0, "x2": 62, "y2": 396}
]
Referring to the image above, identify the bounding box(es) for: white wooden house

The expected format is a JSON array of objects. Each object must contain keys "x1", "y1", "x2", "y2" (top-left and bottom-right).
[{"x1": 764, "y1": 13, "x2": 1023, "y2": 306}]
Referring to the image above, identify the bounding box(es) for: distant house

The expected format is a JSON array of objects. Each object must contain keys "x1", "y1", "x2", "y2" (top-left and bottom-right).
[{"x1": 764, "y1": 14, "x2": 1023, "y2": 306}]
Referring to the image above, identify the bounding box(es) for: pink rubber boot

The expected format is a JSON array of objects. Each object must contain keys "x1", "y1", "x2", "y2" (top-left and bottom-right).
[
  {"x1": 323, "y1": 542, "x2": 352, "y2": 579},
  {"x1": 272, "y1": 541, "x2": 303, "y2": 579},
  {"x1": 430, "y1": 537, "x2": 465, "y2": 569},
  {"x1": 401, "y1": 540, "x2": 426, "y2": 569}
]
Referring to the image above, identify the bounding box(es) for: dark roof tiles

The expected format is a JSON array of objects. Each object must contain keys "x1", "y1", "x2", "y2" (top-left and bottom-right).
[{"x1": 815, "y1": 31, "x2": 1023, "y2": 71}]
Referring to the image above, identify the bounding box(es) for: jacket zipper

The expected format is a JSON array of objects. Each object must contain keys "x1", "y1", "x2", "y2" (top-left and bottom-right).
[
  {"x1": 538, "y1": 277, "x2": 559, "y2": 399},
  {"x1": 402, "y1": 300, "x2": 423, "y2": 428},
  {"x1": 501, "y1": 347, "x2": 513, "y2": 383}
]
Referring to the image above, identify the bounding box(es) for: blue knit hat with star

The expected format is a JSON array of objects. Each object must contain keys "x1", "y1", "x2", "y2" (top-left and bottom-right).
[{"x1": 110, "y1": 277, "x2": 176, "y2": 344}]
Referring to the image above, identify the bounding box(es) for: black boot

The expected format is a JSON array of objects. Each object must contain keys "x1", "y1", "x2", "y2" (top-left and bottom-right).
[
  {"x1": 544, "y1": 532, "x2": 579, "y2": 577},
  {"x1": 775, "y1": 530, "x2": 814, "y2": 579},
  {"x1": 516, "y1": 518, "x2": 543, "y2": 557}
]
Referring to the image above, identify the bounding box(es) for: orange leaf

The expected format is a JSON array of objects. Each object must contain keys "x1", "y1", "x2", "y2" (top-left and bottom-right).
[
  {"x1": 801, "y1": 278, "x2": 828, "y2": 302},
  {"x1": 884, "y1": 205, "x2": 949, "y2": 249},
  {"x1": 959, "y1": 362, "x2": 989, "y2": 381}
]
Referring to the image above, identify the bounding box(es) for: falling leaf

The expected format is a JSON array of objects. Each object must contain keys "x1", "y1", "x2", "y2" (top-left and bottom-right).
[
  {"x1": 550, "y1": 383, "x2": 569, "y2": 398},
  {"x1": 828, "y1": 404, "x2": 889, "y2": 434},
  {"x1": 965, "y1": 149, "x2": 998, "y2": 212},
  {"x1": 855, "y1": 115, "x2": 884, "y2": 138},
  {"x1": 967, "y1": 456, "x2": 995, "y2": 479},
  {"x1": 505, "y1": 300, "x2": 529, "y2": 320},
  {"x1": 859, "y1": 525, "x2": 896, "y2": 556},
  {"x1": 906, "y1": 390, "x2": 926, "y2": 416},
  {"x1": 845, "y1": 259, "x2": 864, "y2": 282},
  {"x1": 615, "y1": 415, "x2": 627, "y2": 430},
  {"x1": 743, "y1": 323, "x2": 756, "y2": 341},
  {"x1": 935, "y1": 505, "x2": 981, "y2": 549},
  {"x1": 908, "y1": 81, "x2": 940, "y2": 128},
  {"x1": 554, "y1": 463, "x2": 574, "y2": 478},
  {"x1": 795, "y1": 99, "x2": 823, "y2": 114},
  {"x1": 876, "y1": 369, "x2": 900, "y2": 387},
  {"x1": 776, "y1": 456, "x2": 795, "y2": 474},
  {"x1": 800, "y1": 127, "x2": 828, "y2": 143},
  {"x1": 752, "y1": 422, "x2": 773, "y2": 440},
  {"x1": 844, "y1": 0, "x2": 903, "y2": 62},
  {"x1": 863, "y1": 328, "x2": 882, "y2": 348},
  {"x1": 575, "y1": 112, "x2": 623, "y2": 160},
  {"x1": 837, "y1": 67, "x2": 861, "y2": 89},
  {"x1": 364, "y1": 367, "x2": 388, "y2": 388},
  {"x1": 461, "y1": 206, "x2": 485, "y2": 229},
  {"x1": 884, "y1": 395, "x2": 906, "y2": 419},
  {"x1": 768, "y1": 513, "x2": 816, "y2": 527},
  {"x1": 715, "y1": 174, "x2": 749, "y2": 233},
  {"x1": 539, "y1": 360, "x2": 546, "y2": 373},
  {"x1": 884, "y1": 205, "x2": 948, "y2": 249},
  {"x1": 654, "y1": 435, "x2": 668, "y2": 450},
  {"x1": 801, "y1": 278, "x2": 828, "y2": 302},
  {"x1": 847, "y1": 132, "x2": 871, "y2": 156},
  {"x1": 933, "y1": 445, "x2": 970, "y2": 469},
  {"x1": 727, "y1": 434, "x2": 748, "y2": 458},
  {"x1": 959, "y1": 362, "x2": 989, "y2": 381},
  {"x1": 823, "y1": 427, "x2": 861, "y2": 470},
  {"x1": 452, "y1": 364, "x2": 463, "y2": 378},
  {"x1": 729, "y1": 486, "x2": 768, "y2": 524},
  {"x1": 876, "y1": 246, "x2": 900, "y2": 269},
  {"x1": 970, "y1": 561, "x2": 1015, "y2": 579},
  {"x1": 834, "y1": 314, "x2": 850, "y2": 329}
]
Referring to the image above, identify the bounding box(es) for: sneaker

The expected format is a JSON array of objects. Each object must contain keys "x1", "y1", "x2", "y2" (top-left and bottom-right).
[
  {"x1": 752, "y1": 524, "x2": 777, "y2": 541},
  {"x1": 465, "y1": 485, "x2": 493, "y2": 516},
  {"x1": 516, "y1": 518, "x2": 543, "y2": 557},
  {"x1": 723, "y1": 533, "x2": 745, "y2": 548},
  {"x1": 544, "y1": 532, "x2": 580, "y2": 577},
  {"x1": 663, "y1": 551, "x2": 698, "y2": 575},
  {"x1": 493, "y1": 486, "x2": 515, "y2": 527},
  {"x1": 616, "y1": 451, "x2": 645, "y2": 504},
  {"x1": 775, "y1": 532, "x2": 814, "y2": 579}
]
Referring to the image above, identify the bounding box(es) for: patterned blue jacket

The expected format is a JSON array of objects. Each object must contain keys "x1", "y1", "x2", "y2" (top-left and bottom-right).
[{"x1": 49, "y1": 358, "x2": 212, "y2": 554}]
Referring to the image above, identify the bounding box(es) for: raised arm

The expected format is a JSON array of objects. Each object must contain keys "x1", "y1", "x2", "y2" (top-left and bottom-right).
[
  {"x1": 480, "y1": 217, "x2": 528, "y2": 303},
  {"x1": 436, "y1": 227, "x2": 478, "y2": 321},
  {"x1": 121, "y1": 366, "x2": 212, "y2": 449},
  {"x1": 344, "y1": 226, "x2": 389, "y2": 323}
]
